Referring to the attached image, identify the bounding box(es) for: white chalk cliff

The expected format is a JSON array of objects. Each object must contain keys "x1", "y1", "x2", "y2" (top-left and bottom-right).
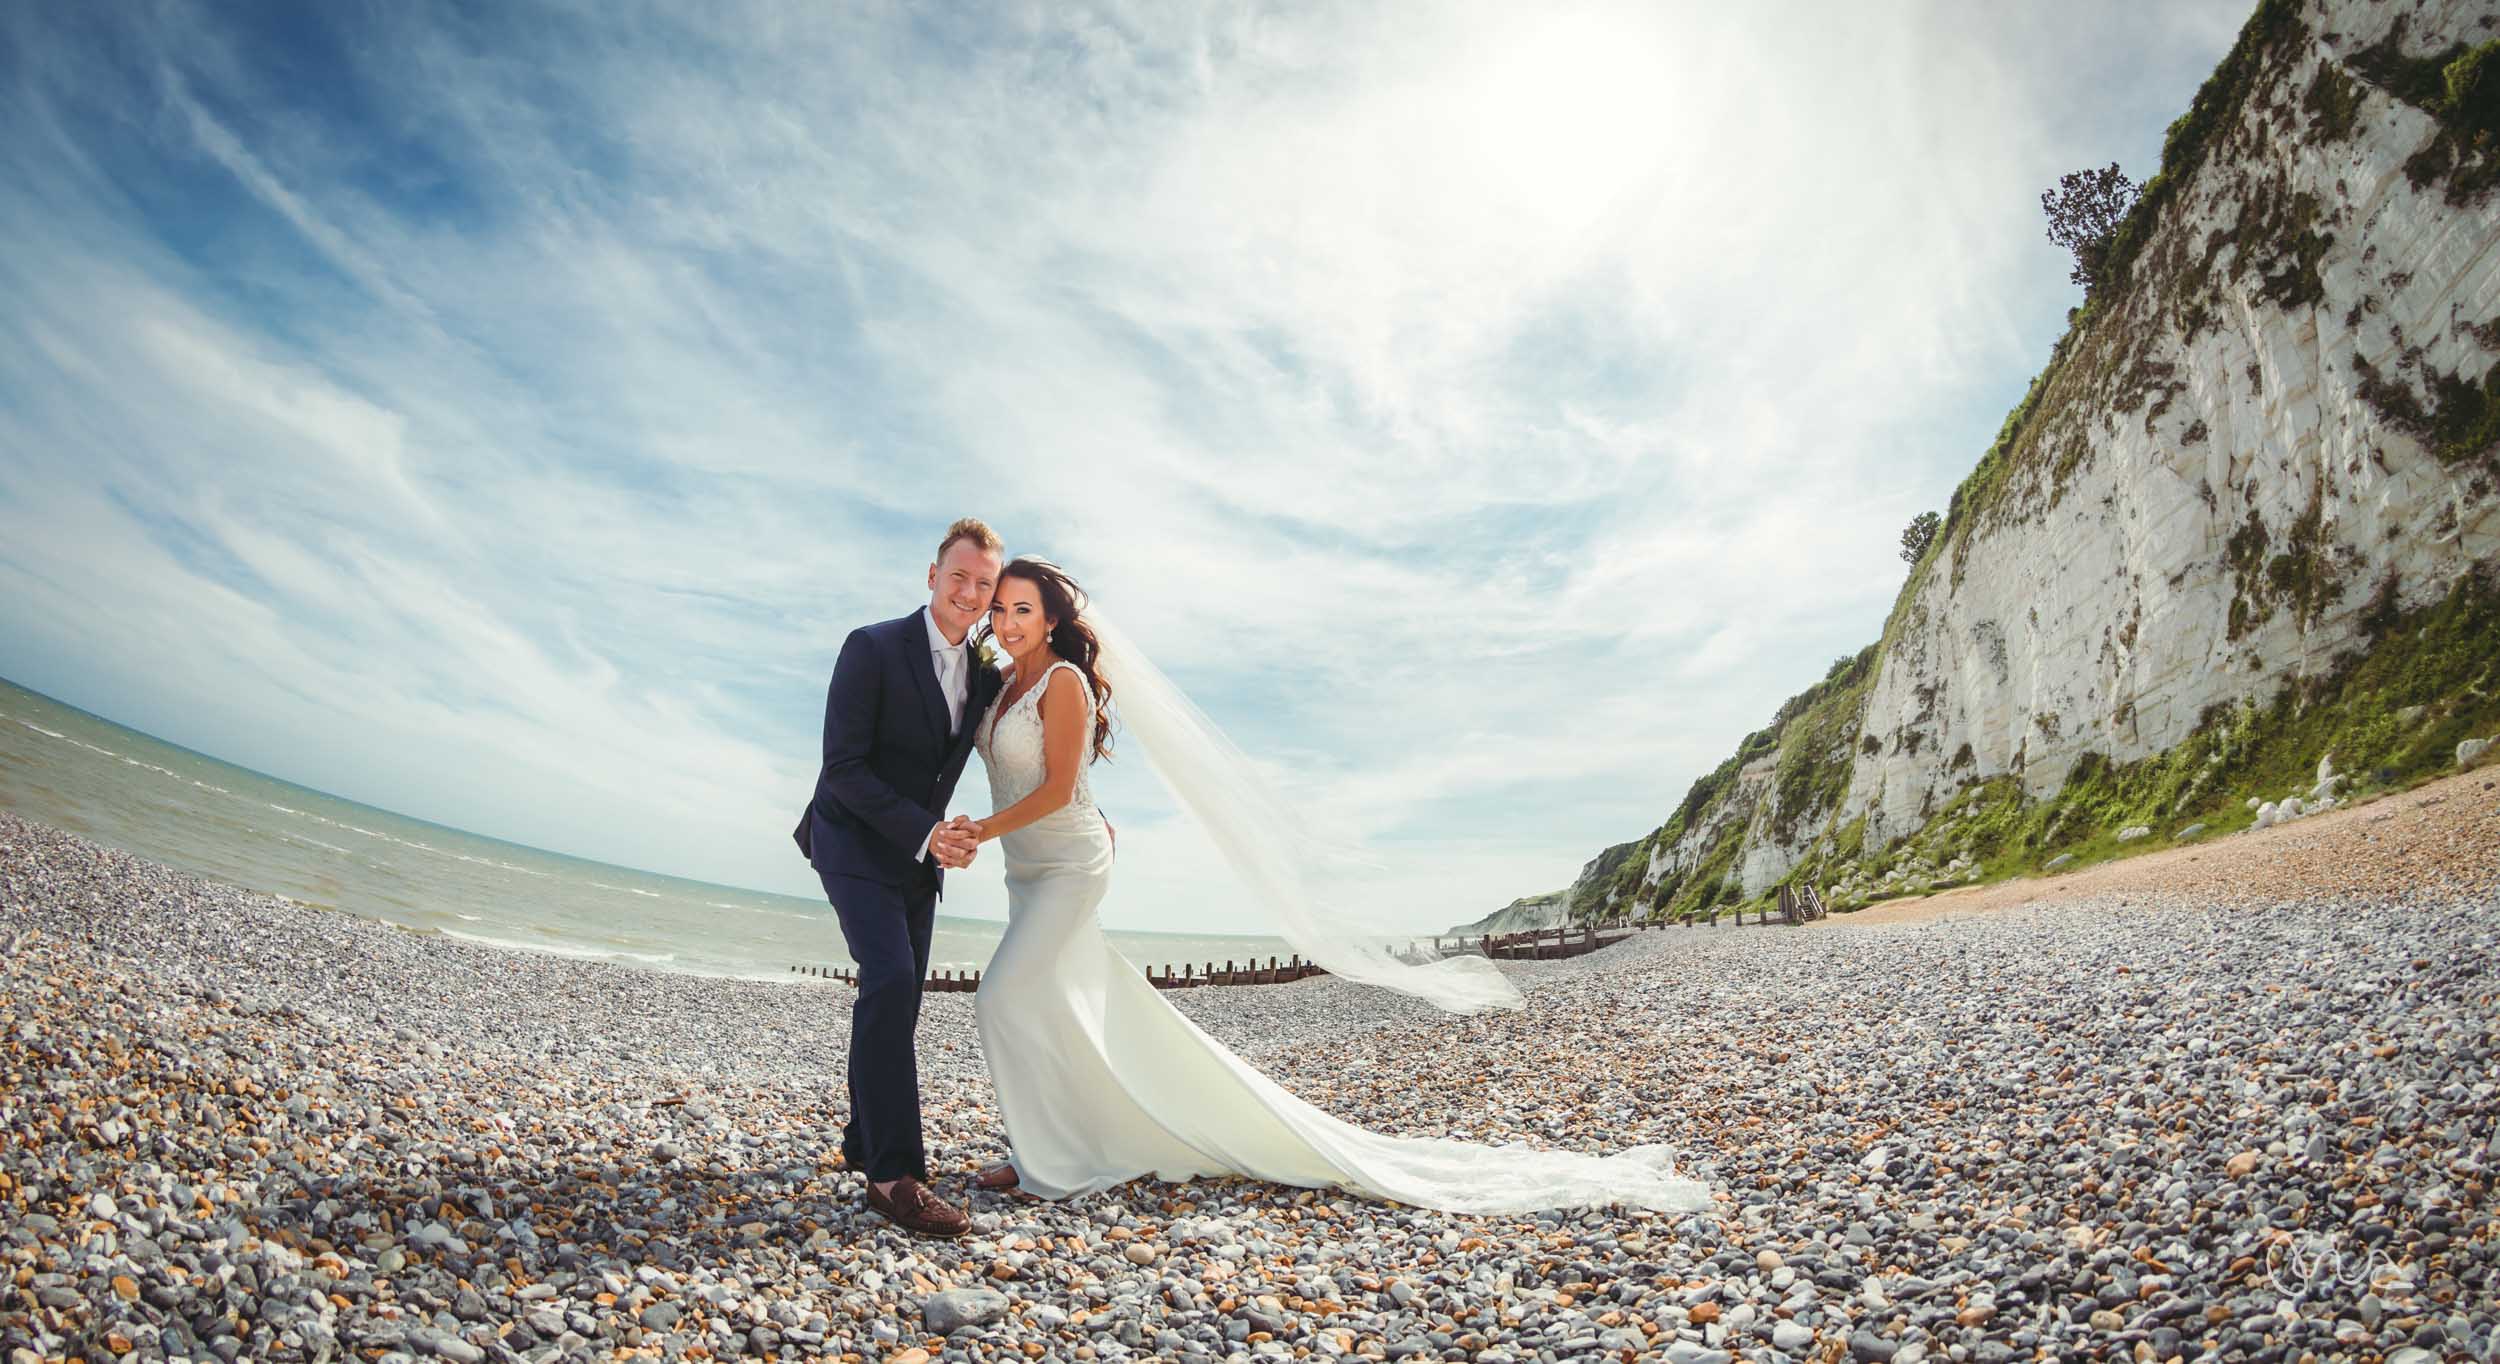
[{"x1": 1554, "y1": 0, "x2": 2500, "y2": 922}]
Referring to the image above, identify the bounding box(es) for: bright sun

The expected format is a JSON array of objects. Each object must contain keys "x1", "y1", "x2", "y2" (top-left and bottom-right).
[{"x1": 1465, "y1": 9, "x2": 1682, "y2": 238}]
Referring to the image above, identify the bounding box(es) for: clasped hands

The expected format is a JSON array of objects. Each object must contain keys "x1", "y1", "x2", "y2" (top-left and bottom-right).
[{"x1": 930, "y1": 814, "x2": 985, "y2": 870}]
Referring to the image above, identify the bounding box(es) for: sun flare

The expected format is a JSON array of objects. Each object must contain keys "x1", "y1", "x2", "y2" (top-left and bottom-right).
[{"x1": 1465, "y1": 9, "x2": 1684, "y2": 236}]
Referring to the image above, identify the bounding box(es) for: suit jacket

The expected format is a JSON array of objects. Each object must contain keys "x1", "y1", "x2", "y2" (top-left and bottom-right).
[{"x1": 793, "y1": 609, "x2": 1001, "y2": 892}]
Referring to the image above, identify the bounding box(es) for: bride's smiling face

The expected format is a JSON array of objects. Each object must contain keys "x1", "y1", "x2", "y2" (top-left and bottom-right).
[{"x1": 988, "y1": 577, "x2": 1056, "y2": 671}]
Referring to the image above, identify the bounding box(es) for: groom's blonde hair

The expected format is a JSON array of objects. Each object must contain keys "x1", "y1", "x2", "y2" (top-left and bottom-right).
[{"x1": 935, "y1": 517, "x2": 1003, "y2": 563}]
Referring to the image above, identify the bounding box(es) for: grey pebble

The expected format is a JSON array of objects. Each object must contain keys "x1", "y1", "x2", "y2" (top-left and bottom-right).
[
  {"x1": 1, "y1": 810, "x2": 2495, "y2": 1364},
  {"x1": 923, "y1": 1287, "x2": 1010, "y2": 1333},
  {"x1": 407, "y1": 1328, "x2": 483, "y2": 1364}
]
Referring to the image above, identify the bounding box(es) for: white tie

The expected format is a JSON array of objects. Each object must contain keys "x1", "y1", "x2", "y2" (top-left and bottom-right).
[{"x1": 936, "y1": 645, "x2": 964, "y2": 730}]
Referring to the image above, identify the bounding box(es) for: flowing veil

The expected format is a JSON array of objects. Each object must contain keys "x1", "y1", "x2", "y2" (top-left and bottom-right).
[{"x1": 1083, "y1": 606, "x2": 1527, "y2": 1016}]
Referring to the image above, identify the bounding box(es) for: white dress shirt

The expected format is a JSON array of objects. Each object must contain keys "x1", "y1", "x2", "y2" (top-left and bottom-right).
[{"x1": 917, "y1": 606, "x2": 970, "y2": 864}]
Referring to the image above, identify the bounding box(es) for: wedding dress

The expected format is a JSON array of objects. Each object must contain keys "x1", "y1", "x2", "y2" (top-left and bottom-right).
[{"x1": 971, "y1": 658, "x2": 1712, "y2": 1214}]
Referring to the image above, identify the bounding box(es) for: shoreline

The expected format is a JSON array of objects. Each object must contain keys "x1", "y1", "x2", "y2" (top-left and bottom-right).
[
  {"x1": 4, "y1": 673, "x2": 1303, "y2": 988},
  {"x1": 5, "y1": 809, "x2": 2495, "y2": 1363}
]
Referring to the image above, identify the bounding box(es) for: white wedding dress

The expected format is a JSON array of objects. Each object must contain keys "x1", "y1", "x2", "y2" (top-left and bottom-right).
[{"x1": 972, "y1": 659, "x2": 1712, "y2": 1214}]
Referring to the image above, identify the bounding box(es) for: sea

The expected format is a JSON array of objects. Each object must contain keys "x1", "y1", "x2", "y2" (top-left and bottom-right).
[{"x1": 0, "y1": 677, "x2": 1293, "y2": 982}]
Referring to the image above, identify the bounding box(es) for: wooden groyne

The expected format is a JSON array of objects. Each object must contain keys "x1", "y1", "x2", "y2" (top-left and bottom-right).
[
  {"x1": 1148, "y1": 955, "x2": 1328, "y2": 988},
  {"x1": 1691, "y1": 883, "x2": 1832, "y2": 927},
  {"x1": 1423, "y1": 924, "x2": 1637, "y2": 960},
  {"x1": 1640, "y1": 883, "x2": 1832, "y2": 927},
  {"x1": 1429, "y1": 888, "x2": 1836, "y2": 937},
  {"x1": 785, "y1": 919, "x2": 1682, "y2": 993},
  {"x1": 790, "y1": 953, "x2": 1330, "y2": 993},
  {"x1": 1776, "y1": 883, "x2": 1831, "y2": 924}
]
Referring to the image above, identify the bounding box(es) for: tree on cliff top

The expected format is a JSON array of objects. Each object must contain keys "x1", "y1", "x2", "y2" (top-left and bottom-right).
[
  {"x1": 2041, "y1": 163, "x2": 2141, "y2": 292},
  {"x1": 1900, "y1": 510, "x2": 1940, "y2": 565}
]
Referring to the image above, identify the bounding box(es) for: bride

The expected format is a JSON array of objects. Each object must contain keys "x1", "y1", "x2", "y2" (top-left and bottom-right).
[{"x1": 948, "y1": 556, "x2": 1711, "y2": 1217}]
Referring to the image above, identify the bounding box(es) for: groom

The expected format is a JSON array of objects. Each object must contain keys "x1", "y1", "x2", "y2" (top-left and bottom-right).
[{"x1": 794, "y1": 517, "x2": 1005, "y2": 1237}]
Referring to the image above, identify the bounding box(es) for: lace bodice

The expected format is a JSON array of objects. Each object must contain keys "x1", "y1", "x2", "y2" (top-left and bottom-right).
[{"x1": 976, "y1": 660, "x2": 1100, "y2": 823}]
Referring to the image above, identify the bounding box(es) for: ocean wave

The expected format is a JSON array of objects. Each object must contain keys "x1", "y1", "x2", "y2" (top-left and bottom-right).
[
  {"x1": 189, "y1": 780, "x2": 234, "y2": 796},
  {"x1": 295, "y1": 816, "x2": 551, "y2": 876},
  {"x1": 440, "y1": 927, "x2": 678, "y2": 966},
  {"x1": 269, "y1": 803, "x2": 302, "y2": 816},
  {"x1": 724, "y1": 965, "x2": 850, "y2": 985},
  {"x1": 590, "y1": 881, "x2": 663, "y2": 899},
  {"x1": 455, "y1": 853, "x2": 548, "y2": 877},
  {"x1": 283, "y1": 833, "x2": 353, "y2": 855},
  {"x1": 706, "y1": 900, "x2": 816, "y2": 922},
  {"x1": 11, "y1": 718, "x2": 68, "y2": 739},
  {"x1": 426, "y1": 925, "x2": 838, "y2": 983}
]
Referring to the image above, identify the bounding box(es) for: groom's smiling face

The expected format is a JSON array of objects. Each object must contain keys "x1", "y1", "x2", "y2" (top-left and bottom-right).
[{"x1": 927, "y1": 539, "x2": 1002, "y2": 644}]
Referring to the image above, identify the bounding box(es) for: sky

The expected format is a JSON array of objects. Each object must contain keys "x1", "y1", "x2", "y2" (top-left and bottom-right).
[{"x1": 0, "y1": 0, "x2": 2252, "y2": 935}]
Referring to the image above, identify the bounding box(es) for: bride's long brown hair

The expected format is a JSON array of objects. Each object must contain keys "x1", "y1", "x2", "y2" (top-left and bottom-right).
[{"x1": 981, "y1": 557, "x2": 1115, "y2": 761}]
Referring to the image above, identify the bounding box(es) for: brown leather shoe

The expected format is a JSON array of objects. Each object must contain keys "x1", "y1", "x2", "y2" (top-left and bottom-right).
[
  {"x1": 973, "y1": 1161, "x2": 1021, "y2": 1192},
  {"x1": 864, "y1": 1176, "x2": 970, "y2": 1238}
]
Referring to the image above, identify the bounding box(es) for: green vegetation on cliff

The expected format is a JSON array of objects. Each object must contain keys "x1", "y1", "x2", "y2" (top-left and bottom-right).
[
  {"x1": 2347, "y1": 21, "x2": 2500, "y2": 204},
  {"x1": 1557, "y1": 2, "x2": 2500, "y2": 928},
  {"x1": 1566, "y1": 646, "x2": 1880, "y2": 924},
  {"x1": 1932, "y1": 0, "x2": 2344, "y2": 585},
  {"x1": 1803, "y1": 568, "x2": 2500, "y2": 909}
]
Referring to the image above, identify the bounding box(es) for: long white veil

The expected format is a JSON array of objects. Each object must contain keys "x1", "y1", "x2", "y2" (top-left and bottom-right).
[{"x1": 1083, "y1": 605, "x2": 1526, "y2": 1016}]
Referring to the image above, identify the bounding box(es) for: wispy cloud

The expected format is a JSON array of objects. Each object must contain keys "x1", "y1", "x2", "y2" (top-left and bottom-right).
[{"x1": 0, "y1": 0, "x2": 2248, "y2": 931}]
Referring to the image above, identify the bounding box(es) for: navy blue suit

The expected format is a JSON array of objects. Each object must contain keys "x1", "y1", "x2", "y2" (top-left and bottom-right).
[{"x1": 794, "y1": 608, "x2": 998, "y2": 1182}]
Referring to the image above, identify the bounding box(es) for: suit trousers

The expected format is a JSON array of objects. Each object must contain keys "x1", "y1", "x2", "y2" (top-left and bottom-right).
[{"x1": 817, "y1": 867, "x2": 937, "y2": 1182}]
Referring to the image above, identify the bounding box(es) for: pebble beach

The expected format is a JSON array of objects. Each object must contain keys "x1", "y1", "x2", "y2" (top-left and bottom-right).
[{"x1": 4, "y1": 772, "x2": 2497, "y2": 1364}]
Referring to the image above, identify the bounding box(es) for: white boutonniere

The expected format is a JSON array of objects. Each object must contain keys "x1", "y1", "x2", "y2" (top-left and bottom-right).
[{"x1": 973, "y1": 638, "x2": 1000, "y2": 674}]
